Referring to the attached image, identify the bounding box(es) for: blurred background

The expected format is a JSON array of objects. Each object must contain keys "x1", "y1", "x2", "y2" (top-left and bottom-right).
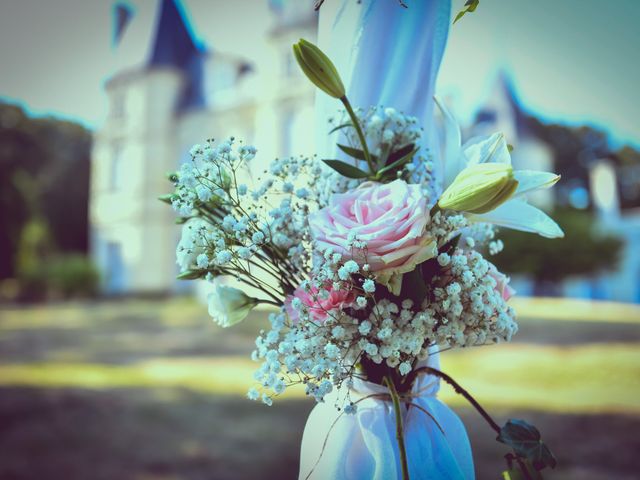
[{"x1": 0, "y1": 0, "x2": 639, "y2": 479}]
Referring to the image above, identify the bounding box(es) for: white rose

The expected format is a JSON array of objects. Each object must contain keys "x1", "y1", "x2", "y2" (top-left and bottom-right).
[{"x1": 208, "y1": 284, "x2": 258, "y2": 328}]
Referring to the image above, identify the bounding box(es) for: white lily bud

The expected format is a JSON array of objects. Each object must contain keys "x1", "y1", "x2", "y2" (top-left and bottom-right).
[
  {"x1": 438, "y1": 163, "x2": 519, "y2": 214},
  {"x1": 293, "y1": 39, "x2": 346, "y2": 99}
]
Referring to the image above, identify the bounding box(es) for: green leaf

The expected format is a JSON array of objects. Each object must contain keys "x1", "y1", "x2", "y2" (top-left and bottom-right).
[
  {"x1": 322, "y1": 159, "x2": 371, "y2": 179},
  {"x1": 399, "y1": 267, "x2": 428, "y2": 304},
  {"x1": 337, "y1": 143, "x2": 367, "y2": 161},
  {"x1": 328, "y1": 122, "x2": 353, "y2": 135},
  {"x1": 417, "y1": 235, "x2": 459, "y2": 285},
  {"x1": 177, "y1": 269, "x2": 206, "y2": 280},
  {"x1": 453, "y1": 0, "x2": 480, "y2": 24},
  {"x1": 384, "y1": 143, "x2": 416, "y2": 166},
  {"x1": 501, "y1": 468, "x2": 525, "y2": 480},
  {"x1": 497, "y1": 419, "x2": 557, "y2": 471},
  {"x1": 507, "y1": 144, "x2": 514, "y2": 153},
  {"x1": 158, "y1": 193, "x2": 175, "y2": 205},
  {"x1": 377, "y1": 145, "x2": 418, "y2": 178}
]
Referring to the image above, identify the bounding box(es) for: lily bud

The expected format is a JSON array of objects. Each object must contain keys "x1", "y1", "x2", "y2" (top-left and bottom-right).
[
  {"x1": 438, "y1": 163, "x2": 519, "y2": 214},
  {"x1": 293, "y1": 39, "x2": 345, "y2": 99},
  {"x1": 208, "y1": 284, "x2": 258, "y2": 328}
]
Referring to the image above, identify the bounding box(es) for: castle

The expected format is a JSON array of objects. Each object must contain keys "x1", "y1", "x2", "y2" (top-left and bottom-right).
[
  {"x1": 90, "y1": 0, "x2": 640, "y2": 302},
  {"x1": 90, "y1": 0, "x2": 317, "y2": 294}
]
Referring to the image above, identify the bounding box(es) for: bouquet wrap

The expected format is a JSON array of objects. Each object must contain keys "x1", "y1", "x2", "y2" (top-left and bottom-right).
[{"x1": 300, "y1": 350, "x2": 474, "y2": 480}]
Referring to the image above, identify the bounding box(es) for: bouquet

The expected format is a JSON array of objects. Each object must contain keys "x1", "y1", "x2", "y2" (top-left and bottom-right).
[{"x1": 163, "y1": 39, "x2": 560, "y2": 480}]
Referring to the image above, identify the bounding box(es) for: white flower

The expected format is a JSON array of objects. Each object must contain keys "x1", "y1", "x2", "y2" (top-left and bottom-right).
[
  {"x1": 435, "y1": 97, "x2": 564, "y2": 238},
  {"x1": 399, "y1": 361, "x2": 412, "y2": 376},
  {"x1": 362, "y1": 279, "x2": 376, "y2": 293},
  {"x1": 208, "y1": 283, "x2": 258, "y2": 328},
  {"x1": 247, "y1": 388, "x2": 260, "y2": 400},
  {"x1": 196, "y1": 253, "x2": 209, "y2": 269},
  {"x1": 175, "y1": 218, "x2": 208, "y2": 272}
]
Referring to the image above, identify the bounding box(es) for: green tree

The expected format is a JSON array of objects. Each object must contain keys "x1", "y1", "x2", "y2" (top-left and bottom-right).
[
  {"x1": 491, "y1": 208, "x2": 623, "y2": 295},
  {"x1": 0, "y1": 102, "x2": 92, "y2": 280}
]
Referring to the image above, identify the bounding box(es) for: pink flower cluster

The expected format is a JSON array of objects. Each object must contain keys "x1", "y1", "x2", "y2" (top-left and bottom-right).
[{"x1": 285, "y1": 283, "x2": 356, "y2": 324}]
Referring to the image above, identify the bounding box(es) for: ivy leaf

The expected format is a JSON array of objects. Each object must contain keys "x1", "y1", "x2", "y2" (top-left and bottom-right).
[
  {"x1": 322, "y1": 159, "x2": 371, "y2": 179},
  {"x1": 502, "y1": 458, "x2": 544, "y2": 480},
  {"x1": 501, "y1": 468, "x2": 525, "y2": 480},
  {"x1": 453, "y1": 0, "x2": 480, "y2": 24},
  {"x1": 497, "y1": 419, "x2": 557, "y2": 471}
]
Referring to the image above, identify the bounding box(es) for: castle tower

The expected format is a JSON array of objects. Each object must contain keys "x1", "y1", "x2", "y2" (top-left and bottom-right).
[
  {"x1": 255, "y1": 0, "x2": 318, "y2": 163},
  {"x1": 469, "y1": 72, "x2": 555, "y2": 209},
  {"x1": 91, "y1": 0, "x2": 317, "y2": 295},
  {"x1": 91, "y1": 0, "x2": 204, "y2": 294}
]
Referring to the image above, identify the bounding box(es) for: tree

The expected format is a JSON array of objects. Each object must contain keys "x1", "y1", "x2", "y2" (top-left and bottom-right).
[
  {"x1": 0, "y1": 101, "x2": 92, "y2": 280},
  {"x1": 491, "y1": 208, "x2": 623, "y2": 295}
]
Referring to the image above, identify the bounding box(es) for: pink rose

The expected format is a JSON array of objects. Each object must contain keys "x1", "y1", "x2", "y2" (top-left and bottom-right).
[
  {"x1": 285, "y1": 282, "x2": 355, "y2": 323},
  {"x1": 487, "y1": 262, "x2": 515, "y2": 301},
  {"x1": 309, "y1": 180, "x2": 436, "y2": 294}
]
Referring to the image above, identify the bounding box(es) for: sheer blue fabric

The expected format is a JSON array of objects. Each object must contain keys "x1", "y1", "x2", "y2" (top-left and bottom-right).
[{"x1": 300, "y1": 2, "x2": 475, "y2": 478}]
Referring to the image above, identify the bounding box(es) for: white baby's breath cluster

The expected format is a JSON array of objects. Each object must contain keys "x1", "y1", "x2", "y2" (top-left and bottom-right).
[
  {"x1": 330, "y1": 105, "x2": 422, "y2": 159},
  {"x1": 326, "y1": 106, "x2": 438, "y2": 203},
  {"x1": 167, "y1": 105, "x2": 523, "y2": 411},
  {"x1": 251, "y1": 231, "x2": 516, "y2": 405},
  {"x1": 431, "y1": 248, "x2": 517, "y2": 346}
]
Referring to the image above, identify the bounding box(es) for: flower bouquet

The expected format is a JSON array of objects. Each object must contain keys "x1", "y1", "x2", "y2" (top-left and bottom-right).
[{"x1": 163, "y1": 39, "x2": 560, "y2": 480}]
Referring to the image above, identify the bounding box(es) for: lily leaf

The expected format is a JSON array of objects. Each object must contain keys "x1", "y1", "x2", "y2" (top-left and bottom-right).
[
  {"x1": 377, "y1": 145, "x2": 418, "y2": 178},
  {"x1": 337, "y1": 143, "x2": 379, "y2": 163},
  {"x1": 497, "y1": 419, "x2": 557, "y2": 471},
  {"x1": 177, "y1": 269, "x2": 206, "y2": 280},
  {"x1": 385, "y1": 143, "x2": 416, "y2": 166},
  {"x1": 158, "y1": 193, "x2": 175, "y2": 205},
  {"x1": 329, "y1": 122, "x2": 353, "y2": 135},
  {"x1": 322, "y1": 159, "x2": 370, "y2": 179}
]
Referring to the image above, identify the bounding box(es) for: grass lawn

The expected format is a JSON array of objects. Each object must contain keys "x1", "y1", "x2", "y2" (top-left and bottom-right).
[{"x1": 0, "y1": 297, "x2": 639, "y2": 479}]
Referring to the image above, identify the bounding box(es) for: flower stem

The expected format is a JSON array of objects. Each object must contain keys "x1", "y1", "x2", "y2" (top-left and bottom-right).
[
  {"x1": 410, "y1": 366, "x2": 501, "y2": 433},
  {"x1": 340, "y1": 96, "x2": 375, "y2": 173},
  {"x1": 384, "y1": 376, "x2": 410, "y2": 480}
]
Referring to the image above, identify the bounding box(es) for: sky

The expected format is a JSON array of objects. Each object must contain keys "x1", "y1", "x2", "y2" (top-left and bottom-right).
[{"x1": 0, "y1": 0, "x2": 638, "y2": 147}]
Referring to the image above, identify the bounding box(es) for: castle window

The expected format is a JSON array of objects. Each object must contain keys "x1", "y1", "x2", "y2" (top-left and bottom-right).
[
  {"x1": 284, "y1": 49, "x2": 297, "y2": 77},
  {"x1": 281, "y1": 110, "x2": 295, "y2": 156},
  {"x1": 476, "y1": 110, "x2": 496, "y2": 124},
  {"x1": 109, "y1": 142, "x2": 125, "y2": 191},
  {"x1": 112, "y1": 92, "x2": 126, "y2": 119}
]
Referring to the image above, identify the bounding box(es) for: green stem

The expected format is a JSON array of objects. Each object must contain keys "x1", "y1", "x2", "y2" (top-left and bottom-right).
[
  {"x1": 430, "y1": 203, "x2": 442, "y2": 218},
  {"x1": 410, "y1": 366, "x2": 501, "y2": 433},
  {"x1": 340, "y1": 96, "x2": 375, "y2": 173},
  {"x1": 384, "y1": 376, "x2": 410, "y2": 480}
]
